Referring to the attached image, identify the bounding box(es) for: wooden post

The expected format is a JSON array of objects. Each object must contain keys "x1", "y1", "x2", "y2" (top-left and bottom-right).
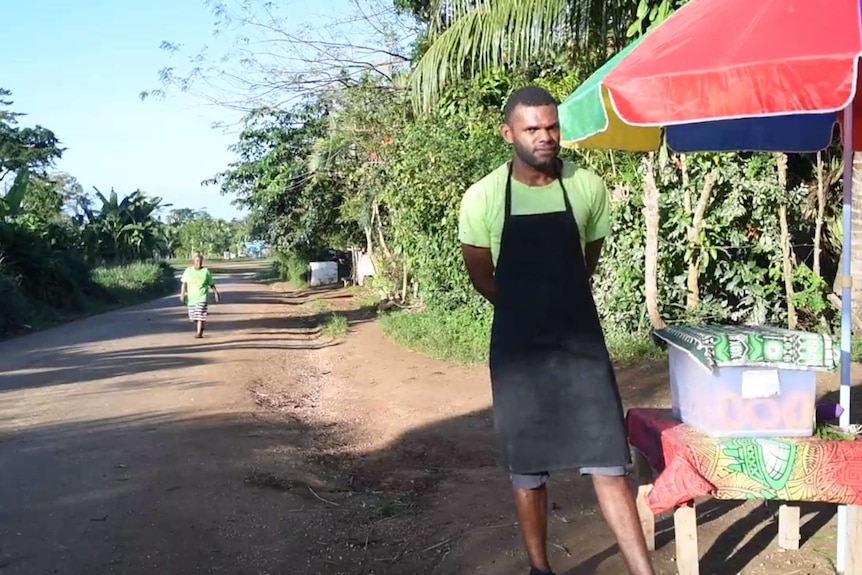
[
  {"x1": 633, "y1": 449, "x2": 656, "y2": 551},
  {"x1": 674, "y1": 503, "x2": 700, "y2": 575},
  {"x1": 777, "y1": 503, "x2": 801, "y2": 550},
  {"x1": 846, "y1": 505, "x2": 862, "y2": 575}
]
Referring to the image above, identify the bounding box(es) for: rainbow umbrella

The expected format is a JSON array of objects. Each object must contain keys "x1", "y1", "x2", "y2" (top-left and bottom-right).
[
  {"x1": 559, "y1": 0, "x2": 862, "y2": 153},
  {"x1": 558, "y1": 0, "x2": 862, "y2": 570}
]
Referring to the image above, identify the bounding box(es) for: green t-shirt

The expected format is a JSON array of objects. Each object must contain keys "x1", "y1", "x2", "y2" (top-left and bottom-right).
[
  {"x1": 181, "y1": 266, "x2": 214, "y2": 305},
  {"x1": 458, "y1": 161, "x2": 610, "y2": 265}
]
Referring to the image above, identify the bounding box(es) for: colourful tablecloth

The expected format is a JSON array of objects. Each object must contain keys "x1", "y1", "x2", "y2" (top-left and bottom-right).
[{"x1": 626, "y1": 408, "x2": 862, "y2": 515}]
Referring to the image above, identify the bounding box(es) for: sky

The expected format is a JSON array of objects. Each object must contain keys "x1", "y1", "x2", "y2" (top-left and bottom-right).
[{"x1": 1, "y1": 0, "x2": 377, "y2": 221}]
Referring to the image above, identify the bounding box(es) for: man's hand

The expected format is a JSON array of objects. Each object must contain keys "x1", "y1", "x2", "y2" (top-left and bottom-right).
[{"x1": 461, "y1": 244, "x2": 496, "y2": 304}]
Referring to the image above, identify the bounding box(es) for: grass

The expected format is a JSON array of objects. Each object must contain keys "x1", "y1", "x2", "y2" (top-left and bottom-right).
[
  {"x1": 379, "y1": 306, "x2": 664, "y2": 366},
  {"x1": 379, "y1": 307, "x2": 492, "y2": 365},
  {"x1": 93, "y1": 262, "x2": 177, "y2": 304},
  {"x1": 1, "y1": 261, "x2": 178, "y2": 339},
  {"x1": 852, "y1": 337, "x2": 862, "y2": 362},
  {"x1": 307, "y1": 300, "x2": 332, "y2": 314},
  {"x1": 605, "y1": 331, "x2": 666, "y2": 365},
  {"x1": 321, "y1": 313, "x2": 350, "y2": 338},
  {"x1": 352, "y1": 289, "x2": 382, "y2": 310},
  {"x1": 304, "y1": 299, "x2": 350, "y2": 338}
]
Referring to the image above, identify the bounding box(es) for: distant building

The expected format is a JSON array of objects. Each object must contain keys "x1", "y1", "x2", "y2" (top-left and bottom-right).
[{"x1": 243, "y1": 240, "x2": 268, "y2": 257}]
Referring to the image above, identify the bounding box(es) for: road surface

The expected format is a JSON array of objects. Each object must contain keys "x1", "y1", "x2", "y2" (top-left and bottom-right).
[{"x1": 0, "y1": 266, "x2": 318, "y2": 575}]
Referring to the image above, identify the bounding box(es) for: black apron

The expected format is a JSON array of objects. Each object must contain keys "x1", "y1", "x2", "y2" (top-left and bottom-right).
[{"x1": 489, "y1": 162, "x2": 630, "y2": 475}]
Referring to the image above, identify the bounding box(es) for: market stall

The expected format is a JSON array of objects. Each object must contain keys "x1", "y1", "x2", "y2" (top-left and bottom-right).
[{"x1": 557, "y1": 0, "x2": 862, "y2": 571}]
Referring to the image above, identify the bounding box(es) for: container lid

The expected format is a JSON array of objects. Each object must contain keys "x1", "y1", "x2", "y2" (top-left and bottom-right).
[{"x1": 653, "y1": 324, "x2": 838, "y2": 372}]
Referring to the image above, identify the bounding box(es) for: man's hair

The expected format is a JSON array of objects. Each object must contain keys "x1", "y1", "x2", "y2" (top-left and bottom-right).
[{"x1": 504, "y1": 85, "x2": 558, "y2": 123}]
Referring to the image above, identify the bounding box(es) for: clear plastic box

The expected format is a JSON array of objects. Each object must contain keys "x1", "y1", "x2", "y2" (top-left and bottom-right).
[{"x1": 668, "y1": 345, "x2": 816, "y2": 438}]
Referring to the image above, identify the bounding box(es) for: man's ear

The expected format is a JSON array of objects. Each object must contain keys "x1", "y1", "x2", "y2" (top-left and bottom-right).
[{"x1": 500, "y1": 123, "x2": 514, "y2": 145}]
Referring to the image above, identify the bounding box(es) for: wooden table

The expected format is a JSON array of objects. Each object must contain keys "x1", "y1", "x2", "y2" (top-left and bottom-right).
[{"x1": 626, "y1": 408, "x2": 862, "y2": 575}]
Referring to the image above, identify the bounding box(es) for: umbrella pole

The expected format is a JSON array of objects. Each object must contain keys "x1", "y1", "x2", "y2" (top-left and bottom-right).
[{"x1": 837, "y1": 103, "x2": 854, "y2": 573}]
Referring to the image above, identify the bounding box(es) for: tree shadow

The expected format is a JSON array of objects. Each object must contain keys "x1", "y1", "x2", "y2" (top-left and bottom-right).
[
  {"x1": 0, "y1": 282, "x2": 376, "y2": 393},
  {"x1": 1, "y1": 380, "x2": 840, "y2": 575}
]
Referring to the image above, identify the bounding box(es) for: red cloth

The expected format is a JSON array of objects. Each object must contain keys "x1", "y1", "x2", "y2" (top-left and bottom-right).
[{"x1": 626, "y1": 409, "x2": 862, "y2": 515}]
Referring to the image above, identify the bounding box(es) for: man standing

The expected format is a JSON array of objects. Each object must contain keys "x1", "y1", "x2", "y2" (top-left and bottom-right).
[
  {"x1": 458, "y1": 85, "x2": 654, "y2": 575},
  {"x1": 180, "y1": 252, "x2": 219, "y2": 338}
]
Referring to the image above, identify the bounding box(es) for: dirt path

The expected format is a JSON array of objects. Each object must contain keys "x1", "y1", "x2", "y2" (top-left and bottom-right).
[{"x1": 0, "y1": 264, "x2": 841, "y2": 574}]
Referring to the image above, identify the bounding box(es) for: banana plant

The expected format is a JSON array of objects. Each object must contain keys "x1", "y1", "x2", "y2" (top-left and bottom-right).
[{"x1": 0, "y1": 168, "x2": 29, "y2": 220}]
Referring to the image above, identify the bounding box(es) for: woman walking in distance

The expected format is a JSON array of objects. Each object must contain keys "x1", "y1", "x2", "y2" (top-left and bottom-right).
[{"x1": 180, "y1": 252, "x2": 219, "y2": 338}]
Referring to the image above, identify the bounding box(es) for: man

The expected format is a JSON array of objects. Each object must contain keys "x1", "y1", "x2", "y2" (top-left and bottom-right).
[
  {"x1": 180, "y1": 252, "x2": 219, "y2": 338},
  {"x1": 458, "y1": 85, "x2": 655, "y2": 575}
]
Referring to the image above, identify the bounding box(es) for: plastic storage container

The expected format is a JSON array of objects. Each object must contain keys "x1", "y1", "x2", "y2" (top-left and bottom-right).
[
  {"x1": 309, "y1": 261, "x2": 339, "y2": 287},
  {"x1": 668, "y1": 345, "x2": 816, "y2": 438}
]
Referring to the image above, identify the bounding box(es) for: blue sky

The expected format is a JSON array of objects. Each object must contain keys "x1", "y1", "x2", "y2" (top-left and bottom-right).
[{"x1": 2, "y1": 0, "x2": 381, "y2": 220}]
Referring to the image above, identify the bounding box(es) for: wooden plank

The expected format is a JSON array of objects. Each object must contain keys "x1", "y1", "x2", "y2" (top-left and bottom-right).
[
  {"x1": 674, "y1": 503, "x2": 700, "y2": 575},
  {"x1": 777, "y1": 503, "x2": 800, "y2": 550},
  {"x1": 846, "y1": 505, "x2": 862, "y2": 575},
  {"x1": 637, "y1": 485, "x2": 656, "y2": 551},
  {"x1": 632, "y1": 448, "x2": 656, "y2": 551}
]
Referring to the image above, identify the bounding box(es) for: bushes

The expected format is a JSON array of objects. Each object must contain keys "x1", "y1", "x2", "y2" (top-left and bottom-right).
[
  {"x1": 0, "y1": 222, "x2": 91, "y2": 311},
  {"x1": 274, "y1": 251, "x2": 310, "y2": 286},
  {"x1": 0, "y1": 272, "x2": 29, "y2": 334},
  {"x1": 381, "y1": 116, "x2": 509, "y2": 314},
  {"x1": 379, "y1": 306, "x2": 664, "y2": 366},
  {"x1": 92, "y1": 262, "x2": 177, "y2": 303},
  {"x1": 0, "y1": 221, "x2": 178, "y2": 337},
  {"x1": 379, "y1": 307, "x2": 492, "y2": 365}
]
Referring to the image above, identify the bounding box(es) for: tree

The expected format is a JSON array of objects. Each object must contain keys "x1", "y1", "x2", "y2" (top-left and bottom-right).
[
  {"x1": 76, "y1": 188, "x2": 168, "y2": 264},
  {"x1": 206, "y1": 100, "x2": 358, "y2": 257},
  {"x1": 408, "y1": 0, "x2": 686, "y2": 110},
  {"x1": 0, "y1": 89, "x2": 64, "y2": 182},
  {"x1": 18, "y1": 172, "x2": 83, "y2": 225},
  {"x1": 143, "y1": 0, "x2": 413, "y2": 111}
]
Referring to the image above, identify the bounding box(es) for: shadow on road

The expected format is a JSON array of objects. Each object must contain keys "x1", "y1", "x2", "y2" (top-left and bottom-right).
[
  {"x1": 0, "y1": 269, "x2": 842, "y2": 574},
  {"x1": 0, "y1": 278, "x2": 375, "y2": 394},
  {"x1": 0, "y1": 395, "x2": 840, "y2": 575}
]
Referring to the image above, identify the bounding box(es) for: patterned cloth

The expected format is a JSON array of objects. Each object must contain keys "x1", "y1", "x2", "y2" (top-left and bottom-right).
[
  {"x1": 653, "y1": 324, "x2": 838, "y2": 371},
  {"x1": 187, "y1": 302, "x2": 208, "y2": 322},
  {"x1": 627, "y1": 409, "x2": 862, "y2": 514}
]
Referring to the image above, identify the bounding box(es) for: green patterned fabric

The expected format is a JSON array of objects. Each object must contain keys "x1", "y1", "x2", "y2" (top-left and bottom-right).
[{"x1": 653, "y1": 325, "x2": 838, "y2": 371}]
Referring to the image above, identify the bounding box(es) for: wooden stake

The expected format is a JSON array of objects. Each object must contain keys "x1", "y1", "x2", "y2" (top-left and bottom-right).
[
  {"x1": 778, "y1": 503, "x2": 801, "y2": 550},
  {"x1": 846, "y1": 505, "x2": 862, "y2": 575},
  {"x1": 674, "y1": 503, "x2": 700, "y2": 575},
  {"x1": 633, "y1": 450, "x2": 655, "y2": 551}
]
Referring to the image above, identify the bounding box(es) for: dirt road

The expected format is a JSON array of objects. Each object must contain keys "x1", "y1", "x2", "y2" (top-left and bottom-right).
[{"x1": 0, "y1": 263, "x2": 840, "y2": 574}]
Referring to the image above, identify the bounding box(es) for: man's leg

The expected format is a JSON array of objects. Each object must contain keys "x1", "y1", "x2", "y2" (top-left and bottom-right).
[
  {"x1": 187, "y1": 307, "x2": 198, "y2": 335},
  {"x1": 511, "y1": 473, "x2": 552, "y2": 574},
  {"x1": 582, "y1": 467, "x2": 654, "y2": 575}
]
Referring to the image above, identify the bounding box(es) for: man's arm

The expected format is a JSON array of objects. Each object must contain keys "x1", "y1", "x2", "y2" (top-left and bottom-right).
[
  {"x1": 584, "y1": 239, "x2": 604, "y2": 278},
  {"x1": 179, "y1": 269, "x2": 187, "y2": 302},
  {"x1": 581, "y1": 170, "x2": 611, "y2": 280},
  {"x1": 461, "y1": 244, "x2": 496, "y2": 304},
  {"x1": 207, "y1": 270, "x2": 219, "y2": 302}
]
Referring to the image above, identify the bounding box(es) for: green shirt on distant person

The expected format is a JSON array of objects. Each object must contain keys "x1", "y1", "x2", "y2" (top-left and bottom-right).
[{"x1": 181, "y1": 267, "x2": 214, "y2": 305}]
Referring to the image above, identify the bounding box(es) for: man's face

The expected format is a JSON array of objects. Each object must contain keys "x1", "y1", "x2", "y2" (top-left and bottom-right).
[
  {"x1": 501, "y1": 104, "x2": 561, "y2": 170},
  {"x1": 193, "y1": 255, "x2": 203, "y2": 269}
]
